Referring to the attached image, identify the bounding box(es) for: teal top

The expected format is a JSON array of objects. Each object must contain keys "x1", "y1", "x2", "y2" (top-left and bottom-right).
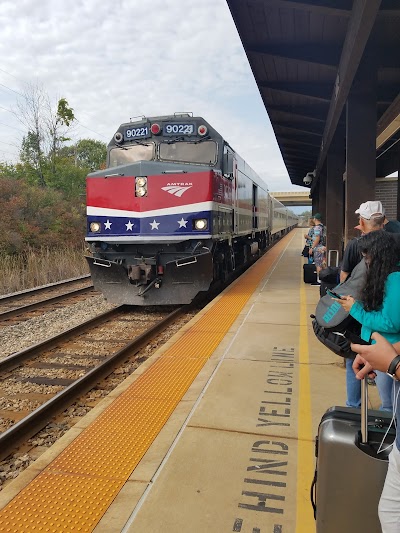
[
  {"x1": 350, "y1": 271, "x2": 400, "y2": 344},
  {"x1": 350, "y1": 271, "x2": 400, "y2": 451}
]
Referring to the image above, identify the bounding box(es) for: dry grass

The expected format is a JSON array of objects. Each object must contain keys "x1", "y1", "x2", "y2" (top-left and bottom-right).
[{"x1": 0, "y1": 246, "x2": 90, "y2": 296}]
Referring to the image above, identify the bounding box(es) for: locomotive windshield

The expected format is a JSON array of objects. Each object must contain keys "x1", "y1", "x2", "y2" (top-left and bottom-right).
[
  {"x1": 109, "y1": 143, "x2": 155, "y2": 167},
  {"x1": 159, "y1": 140, "x2": 217, "y2": 165}
]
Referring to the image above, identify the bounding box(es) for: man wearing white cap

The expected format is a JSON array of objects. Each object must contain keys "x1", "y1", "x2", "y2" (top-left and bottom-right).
[{"x1": 340, "y1": 200, "x2": 386, "y2": 284}]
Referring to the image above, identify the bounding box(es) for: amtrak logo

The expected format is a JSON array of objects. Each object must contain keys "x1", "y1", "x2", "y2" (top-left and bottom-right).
[{"x1": 161, "y1": 183, "x2": 193, "y2": 197}]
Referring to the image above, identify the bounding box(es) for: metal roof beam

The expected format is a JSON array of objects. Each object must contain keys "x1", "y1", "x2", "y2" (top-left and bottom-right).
[
  {"x1": 283, "y1": 147, "x2": 319, "y2": 157},
  {"x1": 377, "y1": 92, "x2": 400, "y2": 149},
  {"x1": 315, "y1": 0, "x2": 382, "y2": 177},
  {"x1": 274, "y1": 120, "x2": 324, "y2": 136},
  {"x1": 250, "y1": 43, "x2": 400, "y2": 69},
  {"x1": 260, "y1": 81, "x2": 332, "y2": 102},
  {"x1": 268, "y1": 106, "x2": 327, "y2": 123},
  {"x1": 248, "y1": 43, "x2": 340, "y2": 68},
  {"x1": 284, "y1": 155, "x2": 318, "y2": 164},
  {"x1": 378, "y1": 0, "x2": 400, "y2": 16},
  {"x1": 247, "y1": 0, "x2": 352, "y2": 17},
  {"x1": 279, "y1": 136, "x2": 321, "y2": 148}
]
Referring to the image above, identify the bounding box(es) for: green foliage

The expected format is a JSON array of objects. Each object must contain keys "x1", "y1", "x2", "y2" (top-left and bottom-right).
[
  {"x1": 75, "y1": 139, "x2": 107, "y2": 171},
  {"x1": 0, "y1": 90, "x2": 107, "y2": 257},
  {"x1": 57, "y1": 98, "x2": 75, "y2": 127},
  {"x1": 58, "y1": 138, "x2": 107, "y2": 172},
  {"x1": 0, "y1": 176, "x2": 86, "y2": 254}
]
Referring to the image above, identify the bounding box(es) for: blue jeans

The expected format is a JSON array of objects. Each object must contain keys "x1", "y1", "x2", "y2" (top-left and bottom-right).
[
  {"x1": 375, "y1": 370, "x2": 394, "y2": 411},
  {"x1": 346, "y1": 358, "x2": 393, "y2": 411},
  {"x1": 346, "y1": 357, "x2": 361, "y2": 408}
]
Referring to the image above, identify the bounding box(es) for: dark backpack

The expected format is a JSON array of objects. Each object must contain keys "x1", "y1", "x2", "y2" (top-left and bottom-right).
[{"x1": 311, "y1": 259, "x2": 367, "y2": 358}]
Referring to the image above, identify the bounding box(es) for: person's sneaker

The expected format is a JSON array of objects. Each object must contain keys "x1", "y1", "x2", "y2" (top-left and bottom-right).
[{"x1": 311, "y1": 281, "x2": 321, "y2": 285}]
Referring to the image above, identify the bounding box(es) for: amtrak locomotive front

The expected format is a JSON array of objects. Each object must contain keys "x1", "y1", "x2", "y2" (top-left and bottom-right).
[{"x1": 85, "y1": 113, "x2": 297, "y2": 305}]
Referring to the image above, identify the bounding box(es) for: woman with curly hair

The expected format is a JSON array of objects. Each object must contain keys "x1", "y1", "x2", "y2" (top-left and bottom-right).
[{"x1": 337, "y1": 229, "x2": 400, "y2": 411}]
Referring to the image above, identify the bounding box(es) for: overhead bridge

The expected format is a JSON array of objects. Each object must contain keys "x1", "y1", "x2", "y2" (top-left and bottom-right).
[{"x1": 271, "y1": 191, "x2": 311, "y2": 207}]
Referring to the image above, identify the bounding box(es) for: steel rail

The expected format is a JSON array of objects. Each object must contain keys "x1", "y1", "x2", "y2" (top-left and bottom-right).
[
  {"x1": 0, "y1": 306, "x2": 125, "y2": 371},
  {"x1": 0, "y1": 275, "x2": 91, "y2": 304},
  {"x1": 0, "y1": 306, "x2": 183, "y2": 460},
  {"x1": 0, "y1": 285, "x2": 94, "y2": 321}
]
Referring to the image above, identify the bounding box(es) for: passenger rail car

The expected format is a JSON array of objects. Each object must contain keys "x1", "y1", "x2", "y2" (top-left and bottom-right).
[{"x1": 85, "y1": 114, "x2": 298, "y2": 305}]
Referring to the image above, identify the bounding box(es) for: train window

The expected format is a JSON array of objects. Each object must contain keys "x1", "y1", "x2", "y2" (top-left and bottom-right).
[
  {"x1": 159, "y1": 141, "x2": 217, "y2": 165},
  {"x1": 109, "y1": 144, "x2": 155, "y2": 167}
]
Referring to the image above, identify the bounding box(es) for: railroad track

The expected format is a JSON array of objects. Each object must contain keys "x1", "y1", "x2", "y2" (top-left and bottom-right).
[
  {"x1": 0, "y1": 275, "x2": 94, "y2": 324},
  {"x1": 0, "y1": 305, "x2": 183, "y2": 461}
]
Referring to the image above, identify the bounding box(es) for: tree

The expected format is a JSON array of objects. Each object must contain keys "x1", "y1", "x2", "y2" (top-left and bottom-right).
[
  {"x1": 46, "y1": 97, "x2": 75, "y2": 180},
  {"x1": 17, "y1": 84, "x2": 47, "y2": 187},
  {"x1": 75, "y1": 139, "x2": 106, "y2": 171},
  {"x1": 16, "y1": 84, "x2": 76, "y2": 187}
]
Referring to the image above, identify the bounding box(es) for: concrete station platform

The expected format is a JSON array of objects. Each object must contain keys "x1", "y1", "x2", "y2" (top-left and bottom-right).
[{"x1": 0, "y1": 229, "x2": 380, "y2": 532}]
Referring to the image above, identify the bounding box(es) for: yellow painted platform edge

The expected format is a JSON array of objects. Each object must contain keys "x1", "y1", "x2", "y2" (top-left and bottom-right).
[{"x1": 296, "y1": 259, "x2": 316, "y2": 533}]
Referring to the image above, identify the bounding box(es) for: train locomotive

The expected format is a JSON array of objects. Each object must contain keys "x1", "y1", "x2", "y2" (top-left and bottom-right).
[{"x1": 85, "y1": 113, "x2": 298, "y2": 305}]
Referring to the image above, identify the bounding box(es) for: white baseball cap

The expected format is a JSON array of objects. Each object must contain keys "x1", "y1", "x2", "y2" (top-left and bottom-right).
[{"x1": 355, "y1": 201, "x2": 385, "y2": 220}]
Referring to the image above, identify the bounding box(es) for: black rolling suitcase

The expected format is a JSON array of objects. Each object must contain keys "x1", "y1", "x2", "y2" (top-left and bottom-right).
[
  {"x1": 311, "y1": 380, "x2": 395, "y2": 532},
  {"x1": 303, "y1": 263, "x2": 317, "y2": 284}
]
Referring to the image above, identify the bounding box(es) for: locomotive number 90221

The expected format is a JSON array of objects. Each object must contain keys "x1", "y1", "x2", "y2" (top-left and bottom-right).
[{"x1": 124, "y1": 126, "x2": 150, "y2": 140}]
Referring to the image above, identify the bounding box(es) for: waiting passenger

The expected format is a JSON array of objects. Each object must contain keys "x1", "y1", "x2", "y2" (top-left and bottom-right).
[
  {"x1": 303, "y1": 218, "x2": 315, "y2": 264},
  {"x1": 340, "y1": 201, "x2": 389, "y2": 408},
  {"x1": 309, "y1": 213, "x2": 326, "y2": 280},
  {"x1": 352, "y1": 334, "x2": 400, "y2": 532},
  {"x1": 336, "y1": 230, "x2": 400, "y2": 412},
  {"x1": 340, "y1": 201, "x2": 386, "y2": 283}
]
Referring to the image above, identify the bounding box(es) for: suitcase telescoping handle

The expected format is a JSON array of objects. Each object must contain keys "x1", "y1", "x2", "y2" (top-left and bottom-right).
[
  {"x1": 360, "y1": 378, "x2": 368, "y2": 444},
  {"x1": 328, "y1": 249, "x2": 339, "y2": 267}
]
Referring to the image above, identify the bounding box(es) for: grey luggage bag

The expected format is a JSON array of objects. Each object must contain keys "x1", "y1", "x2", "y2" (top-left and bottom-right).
[{"x1": 311, "y1": 379, "x2": 395, "y2": 532}]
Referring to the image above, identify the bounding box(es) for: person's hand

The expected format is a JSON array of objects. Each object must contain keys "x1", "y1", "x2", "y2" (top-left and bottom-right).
[
  {"x1": 351, "y1": 332, "x2": 398, "y2": 373},
  {"x1": 333, "y1": 295, "x2": 354, "y2": 312},
  {"x1": 352, "y1": 354, "x2": 376, "y2": 380}
]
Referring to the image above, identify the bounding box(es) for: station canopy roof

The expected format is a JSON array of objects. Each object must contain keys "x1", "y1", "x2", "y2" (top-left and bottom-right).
[{"x1": 226, "y1": 0, "x2": 400, "y2": 186}]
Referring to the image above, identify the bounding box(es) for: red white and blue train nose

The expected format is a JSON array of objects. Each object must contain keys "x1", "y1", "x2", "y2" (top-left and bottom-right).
[{"x1": 86, "y1": 170, "x2": 232, "y2": 240}]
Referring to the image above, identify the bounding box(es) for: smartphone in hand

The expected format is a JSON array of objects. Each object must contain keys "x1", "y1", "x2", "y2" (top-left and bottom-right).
[{"x1": 326, "y1": 289, "x2": 343, "y2": 299}]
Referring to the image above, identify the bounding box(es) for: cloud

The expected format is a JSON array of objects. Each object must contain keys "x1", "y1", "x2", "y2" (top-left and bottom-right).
[{"x1": 0, "y1": 0, "x2": 305, "y2": 191}]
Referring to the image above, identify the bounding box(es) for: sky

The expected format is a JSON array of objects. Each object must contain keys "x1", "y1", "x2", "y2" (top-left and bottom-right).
[{"x1": 0, "y1": 0, "x2": 308, "y2": 200}]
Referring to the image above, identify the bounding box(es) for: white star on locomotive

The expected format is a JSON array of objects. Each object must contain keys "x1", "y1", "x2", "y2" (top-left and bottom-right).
[
  {"x1": 125, "y1": 220, "x2": 134, "y2": 231},
  {"x1": 104, "y1": 219, "x2": 112, "y2": 230},
  {"x1": 177, "y1": 217, "x2": 188, "y2": 228},
  {"x1": 150, "y1": 220, "x2": 160, "y2": 230}
]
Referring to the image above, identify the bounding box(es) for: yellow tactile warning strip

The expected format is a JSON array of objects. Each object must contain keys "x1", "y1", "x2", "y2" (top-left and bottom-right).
[{"x1": 0, "y1": 233, "x2": 293, "y2": 532}]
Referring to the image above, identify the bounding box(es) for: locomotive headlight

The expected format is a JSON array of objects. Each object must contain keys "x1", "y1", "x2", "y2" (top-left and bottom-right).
[
  {"x1": 194, "y1": 218, "x2": 208, "y2": 230},
  {"x1": 90, "y1": 222, "x2": 101, "y2": 233},
  {"x1": 135, "y1": 176, "x2": 147, "y2": 197},
  {"x1": 136, "y1": 186, "x2": 146, "y2": 197},
  {"x1": 136, "y1": 176, "x2": 147, "y2": 187}
]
